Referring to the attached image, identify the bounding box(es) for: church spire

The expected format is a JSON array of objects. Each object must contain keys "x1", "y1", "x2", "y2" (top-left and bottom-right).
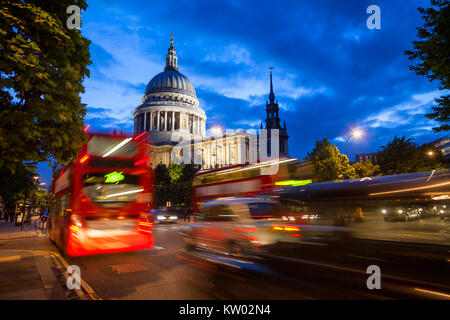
[
  {"x1": 269, "y1": 67, "x2": 275, "y2": 104},
  {"x1": 165, "y1": 35, "x2": 179, "y2": 72}
]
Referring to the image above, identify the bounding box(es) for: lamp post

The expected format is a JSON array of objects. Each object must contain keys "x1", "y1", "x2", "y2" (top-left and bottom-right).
[{"x1": 345, "y1": 129, "x2": 363, "y2": 156}]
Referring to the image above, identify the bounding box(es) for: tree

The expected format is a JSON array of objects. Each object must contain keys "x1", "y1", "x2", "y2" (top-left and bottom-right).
[
  {"x1": 352, "y1": 160, "x2": 381, "y2": 178},
  {"x1": 168, "y1": 163, "x2": 184, "y2": 184},
  {"x1": 32, "y1": 188, "x2": 50, "y2": 209},
  {"x1": 179, "y1": 164, "x2": 200, "y2": 210},
  {"x1": 0, "y1": 1, "x2": 91, "y2": 172},
  {"x1": 0, "y1": 163, "x2": 36, "y2": 210},
  {"x1": 154, "y1": 164, "x2": 169, "y2": 207},
  {"x1": 153, "y1": 163, "x2": 199, "y2": 210},
  {"x1": 405, "y1": 0, "x2": 449, "y2": 132},
  {"x1": 308, "y1": 139, "x2": 355, "y2": 182},
  {"x1": 377, "y1": 136, "x2": 446, "y2": 175}
]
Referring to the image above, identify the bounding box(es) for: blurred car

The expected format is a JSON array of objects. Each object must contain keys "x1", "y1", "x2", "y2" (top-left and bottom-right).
[
  {"x1": 184, "y1": 198, "x2": 281, "y2": 255},
  {"x1": 381, "y1": 206, "x2": 420, "y2": 222},
  {"x1": 436, "y1": 204, "x2": 449, "y2": 220},
  {"x1": 150, "y1": 209, "x2": 178, "y2": 224}
]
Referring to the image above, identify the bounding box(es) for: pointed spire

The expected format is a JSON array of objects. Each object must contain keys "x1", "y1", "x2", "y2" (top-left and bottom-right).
[
  {"x1": 165, "y1": 34, "x2": 179, "y2": 72},
  {"x1": 269, "y1": 67, "x2": 275, "y2": 104},
  {"x1": 283, "y1": 120, "x2": 286, "y2": 129},
  {"x1": 260, "y1": 122, "x2": 263, "y2": 129}
]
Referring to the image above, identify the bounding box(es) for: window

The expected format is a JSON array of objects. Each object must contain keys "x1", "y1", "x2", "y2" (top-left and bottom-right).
[
  {"x1": 49, "y1": 199, "x2": 57, "y2": 217},
  {"x1": 82, "y1": 173, "x2": 141, "y2": 208},
  {"x1": 200, "y1": 205, "x2": 237, "y2": 221},
  {"x1": 248, "y1": 202, "x2": 278, "y2": 219},
  {"x1": 87, "y1": 136, "x2": 137, "y2": 158}
]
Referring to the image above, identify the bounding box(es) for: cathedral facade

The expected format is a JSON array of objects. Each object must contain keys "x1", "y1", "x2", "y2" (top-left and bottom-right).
[{"x1": 133, "y1": 38, "x2": 289, "y2": 169}]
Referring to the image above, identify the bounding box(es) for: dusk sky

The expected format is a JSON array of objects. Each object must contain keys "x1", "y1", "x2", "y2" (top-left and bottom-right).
[{"x1": 38, "y1": 0, "x2": 447, "y2": 185}]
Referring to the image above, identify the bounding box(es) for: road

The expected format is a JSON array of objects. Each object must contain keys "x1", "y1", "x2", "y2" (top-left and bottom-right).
[{"x1": 0, "y1": 218, "x2": 449, "y2": 300}]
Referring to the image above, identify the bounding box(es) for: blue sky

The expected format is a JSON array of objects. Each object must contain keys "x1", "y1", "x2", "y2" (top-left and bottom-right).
[{"x1": 38, "y1": 0, "x2": 447, "y2": 185}]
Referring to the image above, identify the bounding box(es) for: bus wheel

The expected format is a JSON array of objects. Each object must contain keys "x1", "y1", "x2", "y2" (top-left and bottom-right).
[{"x1": 227, "y1": 240, "x2": 243, "y2": 256}]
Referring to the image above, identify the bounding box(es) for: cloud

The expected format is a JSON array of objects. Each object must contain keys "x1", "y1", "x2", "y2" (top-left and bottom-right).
[
  {"x1": 205, "y1": 44, "x2": 252, "y2": 65},
  {"x1": 233, "y1": 119, "x2": 261, "y2": 128},
  {"x1": 363, "y1": 90, "x2": 445, "y2": 129}
]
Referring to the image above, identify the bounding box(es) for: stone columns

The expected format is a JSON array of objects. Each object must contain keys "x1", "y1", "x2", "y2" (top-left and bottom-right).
[
  {"x1": 194, "y1": 116, "x2": 197, "y2": 135},
  {"x1": 172, "y1": 112, "x2": 175, "y2": 131},
  {"x1": 156, "y1": 111, "x2": 160, "y2": 131},
  {"x1": 149, "y1": 111, "x2": 153, "y2": 130},
  {"x1": 164, "y1": 111, "x2": 167, "y2": 131}
]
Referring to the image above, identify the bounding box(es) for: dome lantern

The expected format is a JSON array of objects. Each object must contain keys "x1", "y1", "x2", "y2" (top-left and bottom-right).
[{"x1": 164, "y1": 35, "x2": 178, "y2": 72}]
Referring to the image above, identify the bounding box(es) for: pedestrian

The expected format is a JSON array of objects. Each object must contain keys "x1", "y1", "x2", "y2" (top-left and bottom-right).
[{"x1": 39, "y1": 208, "x2": 49, "y2": 230}]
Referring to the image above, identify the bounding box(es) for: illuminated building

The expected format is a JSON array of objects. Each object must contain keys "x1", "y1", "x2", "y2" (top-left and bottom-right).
[{"x1": 132, "y1": 37, "x2": 289, "y2": 168}]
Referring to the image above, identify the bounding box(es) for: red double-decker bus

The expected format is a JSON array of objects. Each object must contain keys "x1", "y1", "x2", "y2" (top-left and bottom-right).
[
  {"x1": 48, "y1": 132, "x2": 154, "y2": 257},
  {"x1": 192, "y1": 157, "x2": 315, "y2": 210}
]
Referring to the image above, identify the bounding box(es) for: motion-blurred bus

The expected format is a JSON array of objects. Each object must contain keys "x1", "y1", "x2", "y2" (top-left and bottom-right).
[
  {"x1": 192, "y1": 158, "x2": 315, "y2": 210},
  {"x1": 49, "y1": 132, "x2": 154, "y2": 257}
]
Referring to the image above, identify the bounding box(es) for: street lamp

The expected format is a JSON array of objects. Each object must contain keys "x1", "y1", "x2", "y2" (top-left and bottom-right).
[
  {"x1": 427, "y1": 151, "x2": 434, "y2": 156},
  {"x1": 345, "y1": 129, "x2": 363, "y2": 156}
]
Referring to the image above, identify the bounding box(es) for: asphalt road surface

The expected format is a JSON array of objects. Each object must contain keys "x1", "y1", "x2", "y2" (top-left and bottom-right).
[{"x1": 0, "y1": 218, "x2": 449, "y2": 300}]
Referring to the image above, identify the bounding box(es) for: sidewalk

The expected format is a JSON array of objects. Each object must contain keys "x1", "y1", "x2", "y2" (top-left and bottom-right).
[
  {"x1": 0, "y1": 217, "x2": 69, "y2": 300},
  {"x1": 0, "y1": 216, "x2": 43, "y2": 240}
]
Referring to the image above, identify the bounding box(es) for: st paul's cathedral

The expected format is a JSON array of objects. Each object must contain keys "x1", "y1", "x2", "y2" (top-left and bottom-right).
[{"x1": 133, "y1": 37, "x2": 289, "y2": 169}]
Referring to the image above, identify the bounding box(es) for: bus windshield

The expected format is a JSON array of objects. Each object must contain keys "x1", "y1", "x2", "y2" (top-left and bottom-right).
[
  {"x1": 87, "y1": 135, "x2": 137, "y2": 158},
  {"x1": 83, "y1": 172, "x2": 142, "y2": 208}
]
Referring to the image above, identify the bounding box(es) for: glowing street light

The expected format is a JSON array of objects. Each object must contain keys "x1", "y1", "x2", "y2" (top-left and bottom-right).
[
  {"x1": 345, "y1": 129, "x2": 363, "y2": 156},
  {"x1": 427, "y1": 151, "x2": 434, "y2": 156},
  {"x1": 211, "y1": 127, "x2": 222, "y2": 135}
]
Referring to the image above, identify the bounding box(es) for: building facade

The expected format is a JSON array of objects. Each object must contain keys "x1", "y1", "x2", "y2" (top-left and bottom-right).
[
  {"x1": 430, "y1": 135, "x2": 450, "y2": 161},
  {"x1": 355, "y1": 152, "x2": 378, "y2": 163},
  {"x1": 133, "y1": 38, "x2": 289, "y2": 169}
]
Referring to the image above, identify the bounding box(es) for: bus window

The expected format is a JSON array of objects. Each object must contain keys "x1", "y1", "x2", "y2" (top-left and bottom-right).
[
  {"x1": 248, "y1": 202, "x2": 278, "y2": 219},
  {"x1": 49, "y1": 199, "x2": 56, "y2": 217},
  {"x1": 57, "y1": 195, "x2": 68, "y2": 217},
  {"x1": 201, "y1": 205, "x2": 237, "y2": 221},
  {"x1": 87, "y1": 135, "x2": 137, "y2": 158},
  {"x1": 82, "y1": 173, "x2": 141, "y2": 208}
]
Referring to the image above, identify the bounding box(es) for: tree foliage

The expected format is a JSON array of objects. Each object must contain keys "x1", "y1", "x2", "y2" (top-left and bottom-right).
[
  {"x1": 308, "y1": 139, "x2": 355, "y2": 182},
  {"x1": 352, "y1": 160, "x2": 381, "y2": 178},
  {"x1": 153, "y1": 163, "x2": 199, "y2": 208},
  {"x1": 31, "y1": 188, "x2": 50, "y2": 209},
  {"x1": 405, "y1": 0, "x2": 450, "y2": 132},
  {"x1": 0, "y1": 0, "x2": 91, "y2": 172},
  {"x1": 0, "y1": 163, "x2": 36, "y2": 209},
  {"x1": 377, "y1": 136, "x2": 446, "y2": 175}
]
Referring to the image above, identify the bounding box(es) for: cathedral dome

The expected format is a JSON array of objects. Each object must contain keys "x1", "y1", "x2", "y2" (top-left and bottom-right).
[{"x1": 145, "y1": 70, "x2": 196, "y2": 98}]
